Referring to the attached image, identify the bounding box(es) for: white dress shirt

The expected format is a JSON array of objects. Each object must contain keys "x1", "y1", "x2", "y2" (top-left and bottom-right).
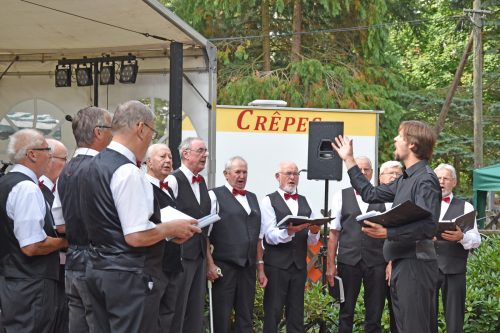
[
  {"x1": 6, "y1": 164, "x2": 48, "y2": 248},
  {"x1": 145, "y1": 173, "x2": 174, "y2": 200},
  {"x1": 52, "y1": 148, "x2": 100, "y2": 226},
  {"x1": 440, "y1": 193, "x2": 481, "y2": 250},
  {"x1": 165, "y1": 164, "x2": 202, "y2": 203},
  {"x1": 107, "y1": 141, "x2": 156, "y2": 235},
  {"x1": 39, "y1": 175, "x2": 55, "y2": 193},
  {"x1": 260, "y1": 188, "x2": 320, "y2": 245},
  {"x1": 329, "y1": 188, "x2": 372, "y2": 231}
]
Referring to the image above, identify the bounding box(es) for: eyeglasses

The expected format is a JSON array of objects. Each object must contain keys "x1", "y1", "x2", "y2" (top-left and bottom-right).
[
  {"x1": 279, "y1": 172, "x2": 299, "y2": 177},
  {"x1": 95, "y1": 125, "x2": 112, "y2": 129},
  {"x1": 187, "y1": 148, "x2": 209, "y2": 155},
  {"x1": 143, "y1": 123, "x2": 158, "y2": 140},
  {"x1": 52, "y1": 156, "x2": 68, "y2": 162},
  {"x1": 31, "y1": 147, "x2": 52, "y2": 153},
  {"x1": 381, "y1": 172, "x2": 402, "y2": 177}
]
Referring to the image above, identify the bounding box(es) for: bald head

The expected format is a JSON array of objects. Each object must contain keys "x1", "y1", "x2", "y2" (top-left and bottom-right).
[
  {"x1": 354, "y1": 156, "x2": 373, "y2": 181},
  {"x1": 275, "y1": 160, "x2": 299, "y2": 193},
  {"x1": 146, "y1": 143, "x2": 173, "y2": 181},
  {"x1": 45, "y1": 139, "x2": 68, "y2": 183}
]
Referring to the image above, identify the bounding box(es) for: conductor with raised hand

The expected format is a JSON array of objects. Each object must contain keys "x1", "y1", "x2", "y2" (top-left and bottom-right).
[{"x1": 332, "y1": 121, "x2": 441, "y2": 333}]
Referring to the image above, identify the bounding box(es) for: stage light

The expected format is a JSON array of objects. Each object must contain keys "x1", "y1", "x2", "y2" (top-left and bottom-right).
[
  {"x1": 119, "y1": 60, "x2": 138, "y2": 83},
  {"x1": 76, "y1": 64, "x2": 93, "y2": 86},
  {"x1": 55, "y1": 65, "x2": 71, "y2": 87},
  {"x1": 100, "y1": 62, "x2": 115, "y2": 85}
]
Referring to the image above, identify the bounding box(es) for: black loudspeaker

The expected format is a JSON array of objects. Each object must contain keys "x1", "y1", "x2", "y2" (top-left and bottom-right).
[{"x1": 307, "y1": 121, "x2": 344, "y2": 180}]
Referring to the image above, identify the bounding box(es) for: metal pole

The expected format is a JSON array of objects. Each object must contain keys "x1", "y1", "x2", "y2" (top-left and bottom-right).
[
  {"x1": 319, "y1": 179, "x2": 329, "y2": 333},
  {"x1": 169, "y1": 42, "x2": 183, "y2": 169},
  {"x1": 93, "y1": 61, "x2": 98, "y2": 107},
  {"x1": 473, "y1": 0, "x2": 483, "y2": 168}
]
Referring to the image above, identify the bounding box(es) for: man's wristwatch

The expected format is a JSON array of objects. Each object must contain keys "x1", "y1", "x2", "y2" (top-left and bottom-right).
[{"x1": 256, "y1": 260, "x2": 264, "y2": 265}]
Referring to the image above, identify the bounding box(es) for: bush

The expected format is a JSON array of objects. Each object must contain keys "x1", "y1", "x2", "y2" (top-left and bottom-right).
[{"x1": 249, "y1": 234, "x2": 499, "y2": 333}]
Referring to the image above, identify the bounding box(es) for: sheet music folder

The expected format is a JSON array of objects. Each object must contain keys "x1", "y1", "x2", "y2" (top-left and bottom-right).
[
  {"x1": 328, "y1": 276, "x2": 345, "y2": 303},
  {"x1": 437, "y1": 210, "x2": 476, "y2": 239},
  {"x1": 276, "y1": 215, "x2": 333, "y2": 229},
  {"x1": 160, "y1": 206, "x2": 220, "y2": 240},
  {"x1": 355, "y1": 200, "x2": 431, "y2": 228}
]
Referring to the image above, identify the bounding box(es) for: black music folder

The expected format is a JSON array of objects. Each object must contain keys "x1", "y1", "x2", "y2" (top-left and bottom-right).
[
  {"x1": 328, "y1": 276, "x2": 345, "y2": 303},
  {"x1": 277, "y1": 216, "x2": 333, "y2": 229},
  {"x1": 355, "y1": 200, "x2": 431, "y2": 228},
  {"x1": 437, "y1": 210, "x2": 476, "y2": 239}
]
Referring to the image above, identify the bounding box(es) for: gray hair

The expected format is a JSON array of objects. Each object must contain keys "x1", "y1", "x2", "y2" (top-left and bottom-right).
[
  {"x1": 7, "y1": 128, "x2": 45, "y2": 163},
  {"x1": 224, "y1": 156, "x2": 247, "y2": 171},
  {"x1": 72, "y1": 106, "x2": 111, "y2": 147},
  {"x1": 434, "y1": 163, "x2": 457, "y2": 179},
  {"x1": 380, "y1": 160, "x2": 403, "y2": 175},
  {"x1": 145, "y1": 143, "x2": 170, "y2": 162},
  {"x1": 112, "y1": 100, "x2": 154, "y2": 132},
  {"x1": 178, "y1": 137, "x2": 204, "y2": 161},
  {"x1": 354, "y1": 156, "x2": 372, "y2": 169}
]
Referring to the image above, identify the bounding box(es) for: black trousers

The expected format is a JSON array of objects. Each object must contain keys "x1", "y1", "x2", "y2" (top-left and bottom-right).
[
  {"x1": 85, "y1": 267, "x2": 166, "y2": 333},
  {"x1": 430, "y1": 270, "x2": 466, "y2": 333},
  {"x1": 212, "y1": 261, "x2": 256, "y2": 333},
  {"x1": 263, "y1": 264, "x2": 307, "y2": 333},
  {"x1": 54, "y1": 264, "x2": 69, "y2": 333},
  {"x1": 390, "y1": 258, "x2": 438, "y2": 333},
  {"x1": 386, "y1": 281, "x2": 398, "y2": 333},
  {"x1": 0, "y1": 277, "x2": 58, "y2": 333},
  {"x1": 66, "y1": 269, "x2": 96, "y2": 333},
  {"x1": 168, "y1": 255, "x2": 207, "y2": 333},
  {"x1": 337, "y1": 261, "x2": 387, "y2": 333}
]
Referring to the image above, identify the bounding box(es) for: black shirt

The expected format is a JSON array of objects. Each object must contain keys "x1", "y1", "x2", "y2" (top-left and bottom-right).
[{"x1": 347, "y1": 159, "x2": 441, "y2": 242}]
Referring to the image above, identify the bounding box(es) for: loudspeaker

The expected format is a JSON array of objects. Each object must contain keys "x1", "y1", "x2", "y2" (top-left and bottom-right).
[{"x1": 307, "y1": 121, "x2": 343, "y2": 180}]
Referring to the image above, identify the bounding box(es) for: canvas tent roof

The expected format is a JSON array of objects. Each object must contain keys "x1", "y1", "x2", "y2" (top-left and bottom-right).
[
  {"x1": 0, "y1": 0, "x2": 217, "y2": 181},
  {"x1": 473, "y1": 163, "x2": 500, "y2": 227}
]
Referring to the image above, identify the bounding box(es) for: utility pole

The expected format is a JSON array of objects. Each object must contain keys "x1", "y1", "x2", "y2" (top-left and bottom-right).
[{"x1": 472, "y1": 0, "x2": 483, "y2": 168}]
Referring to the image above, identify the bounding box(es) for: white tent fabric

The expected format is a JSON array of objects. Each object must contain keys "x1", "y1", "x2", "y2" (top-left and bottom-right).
[{"x1": 0, "y1": 0, "x2": 217, "y2": 181}]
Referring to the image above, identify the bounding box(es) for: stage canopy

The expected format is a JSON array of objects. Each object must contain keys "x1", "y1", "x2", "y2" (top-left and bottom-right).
[
  {"x1": 473, "y1": 163, "x2": 500, "y2": 227},
  {"x1": 0, "y1": 0, "x2": 217, "y2": 180}
]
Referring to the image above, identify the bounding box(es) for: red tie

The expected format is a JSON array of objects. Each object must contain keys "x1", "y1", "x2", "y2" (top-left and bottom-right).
[
  {"x1": 232, "y1": 188, "x2": 247, "y2": 196},
  {"x1": 284, "y1": 192, "x2": 298, "y2": 200},
  {"x1": 355, "y1": 190, "x2": 360, "y2": 196},
  {"x1": 159, "y1": 181, "x2": 168, "y2": 190},
  {"x1": 51, "y1": 184, "x2": 56, "y2": 193},
  {"x1": 136, "y1": 160, "x2": 142, "y2": 168},
  {"x1": 192, "y1": 175, "x2": 203, "y2": 184},
  {"x1": 442, "y1": 197, "x2": 451, "y2": 204},
  {"x1": 38, "y1": 180, "x2": 44, "y2": 189}
]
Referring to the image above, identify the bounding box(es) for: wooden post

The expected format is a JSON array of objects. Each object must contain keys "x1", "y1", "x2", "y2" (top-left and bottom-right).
[{"x1": 473, "y1": 0, "x2": 483, "y2": 168}]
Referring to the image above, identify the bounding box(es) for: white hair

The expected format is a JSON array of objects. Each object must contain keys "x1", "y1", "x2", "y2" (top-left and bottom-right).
[
  {"x1": 380, "y1": 160, "x2": 403, "y2": 175},
  {"x1": 224, "y1": 156, "x2": 247, "y2": 171},
  {"x1": 434, "y1": 163, "x2": 457, "y2": 179}
]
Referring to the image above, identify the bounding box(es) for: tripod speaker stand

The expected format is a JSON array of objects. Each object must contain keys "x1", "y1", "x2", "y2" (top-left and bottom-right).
[{"x1": 307, "y1": 121, "x2": 343, "y2": 333}]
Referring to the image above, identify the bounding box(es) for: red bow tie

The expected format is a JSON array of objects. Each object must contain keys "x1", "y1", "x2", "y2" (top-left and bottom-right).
[
  {"x1": 38, "y1": 180, "x2": 44, "y2": 189},
  {"x1": 442, "y1": 196, "x2": 451, "y2": 204},
  {"x1": 51, "y1": 184, "x2": 56, "y2": 193},
  {"x1": 232, "y1": 188, "x2": 247, "y2": 196},
  {"x1": 136, "y1": 160, "x2": 142, "y2": 168},
  {"x1": 284, "y1": 192, "x2": 298, "y2": 200},
  {"x1": 192, "y1": 175, "x2": 203, "y2": 184},
  {"x1": 160, "y1": 181, "x2": 169, "y2": 190},
  {"x1": 355, "y1": 190, "x2": 360, "y2": 196}
]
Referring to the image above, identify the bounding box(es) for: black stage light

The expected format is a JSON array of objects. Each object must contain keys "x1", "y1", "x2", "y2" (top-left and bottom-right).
[
  {"x1": 100, "y1": 62, "x2": 115, "y2": 85},
  {"x1": 55, "y1": 65, "x2": 71, "y2": 87},
  {"x1": 119, "y1": 60, "x2": 138, "y2": 83},
  {"x1": 76, "y1": 64, "x2": 93, "y2": 86}
]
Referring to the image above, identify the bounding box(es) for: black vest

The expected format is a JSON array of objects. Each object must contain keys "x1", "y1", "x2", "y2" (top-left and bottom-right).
[
  {"x1": 57, "y1": 154, "x2": 93, "y2": 271},
  {"x1": 81, "y1": 149, "x2": 164, "y2": 278},
  {"x1": 40, "y1": 183, "x2": 55, "y2": 207},
  {"x1": 434, "y1": 198, "x2": 469, "y2": 274},
  {"x1": 337, "y1": 188, "x2": 386, "y2": 267},
  {"x1": 0, "y1": 172, "x2": 59, "y2": 280},
  {"x1": 171, "y1": 169, "x2": 211, "y2": 260},
  {"x1": 150, "y1": 183, "x2": 183, "y2": 273},
  {"x1": 263, "y1": 191, "x2": 312, "y2": 270},
  {"x1": 210, "y1": 186, "x2": 261, "y2": 267}
]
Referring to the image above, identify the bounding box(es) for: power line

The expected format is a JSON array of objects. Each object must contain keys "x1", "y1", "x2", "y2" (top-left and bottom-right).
[{"x1": 208, "y1": 14, "x2": 465, "y2": 42}]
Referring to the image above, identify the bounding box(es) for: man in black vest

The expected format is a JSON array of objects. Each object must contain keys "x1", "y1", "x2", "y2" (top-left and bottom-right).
[
  {"x1": 206, "y1": 156, "x2": 265, "y2": 333},
  {"x1": 143, "y1": 143, "x2": 182, "y2": 330},
  {"x1": 38, "y1": 138, "x2": 69, "y2": 333},
  {"x1": 430, "y1": 163, "x2": 481, "y2": 333},
  {"x1": 51, "y1": 106, "x2": 113, "y2": 333},
  {"x1": 0, "y1": 129, "x2": 68, "y2": 333},
  {"x1": 378, "y1": 160, "x2": 403, "y2": 333},
  {"x1": 332, "y1": 120, "x2": 441, "y2": 333},
  {"x1": 164, "y1": 136, "x2": 211, "y2": 333},
  {"x1": 80, "y1": 101, "x2": 200, "y2": 333},
  {"x1": 260, "y1": 160, "x2": 321, "y2": 333},
  {"x1": 327, "y1": 156, "x2": 387, "y2": 333}
]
